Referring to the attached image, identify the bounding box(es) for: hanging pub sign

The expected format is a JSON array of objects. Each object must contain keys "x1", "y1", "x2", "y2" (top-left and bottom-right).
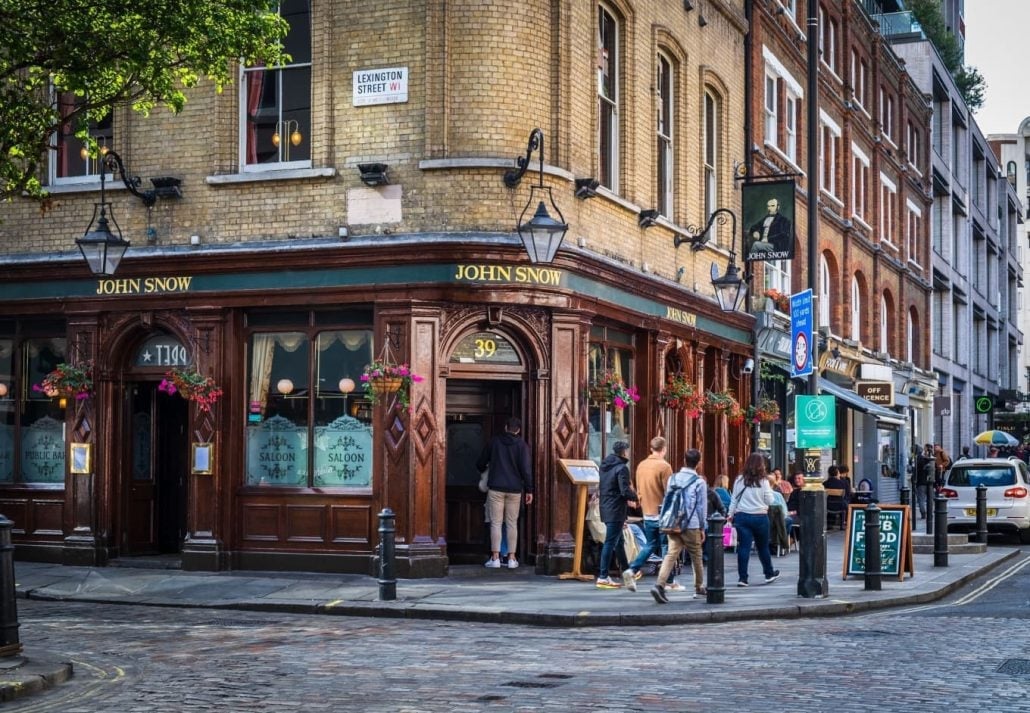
[{"x1": 742, "y1": 179, "x2": 797, "y2": 262}]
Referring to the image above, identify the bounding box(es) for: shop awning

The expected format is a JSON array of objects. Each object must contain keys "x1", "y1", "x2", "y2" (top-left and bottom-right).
[{"x1": 817, "y1": 378, "x2": 906, "y2": 427}]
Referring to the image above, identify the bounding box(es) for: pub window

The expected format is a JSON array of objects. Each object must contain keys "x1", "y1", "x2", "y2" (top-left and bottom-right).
[
  {"x1": 240, "y1": 0, "x2": 312, "y2": 169},
  {"x1": 51, "y1": 91, "x2": 113, "y2": 185},
  {"x1": 0, "y1": 326, "x2": 68, "y2": 485},
  {"x1": 587, "y1": 326, "x2": 636, "y2": 465},
  {"x1": 245, "y1": 312, "x2": 373, "y2": 488}
]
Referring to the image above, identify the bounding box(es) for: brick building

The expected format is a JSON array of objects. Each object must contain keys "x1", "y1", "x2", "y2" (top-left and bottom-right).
[{"x1": 0, "y1": 1, "x2": 754, "y2": 576}]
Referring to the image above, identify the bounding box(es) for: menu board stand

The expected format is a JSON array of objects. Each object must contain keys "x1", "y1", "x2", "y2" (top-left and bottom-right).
[
  {"x1": 841, "y1": 503, "x2": 914, "y2": 581},
  {"x1": 556, "y1": 459, "x2": 600, "y2": 582}
]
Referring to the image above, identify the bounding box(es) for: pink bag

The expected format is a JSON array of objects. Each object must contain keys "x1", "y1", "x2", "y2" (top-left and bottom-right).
[{"x1": 723, "y1": 524, "x2": 738, "y2": 549}]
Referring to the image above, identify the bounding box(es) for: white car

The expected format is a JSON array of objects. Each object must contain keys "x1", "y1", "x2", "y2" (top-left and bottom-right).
[{"x1": 941, "y1": 457, "x2": 1030, "y2": 543}]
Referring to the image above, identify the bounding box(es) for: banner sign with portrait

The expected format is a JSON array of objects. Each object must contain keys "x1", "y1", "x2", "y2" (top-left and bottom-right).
[{"x1": 742, "y1": 179, "x2": 797, "y2": 262}]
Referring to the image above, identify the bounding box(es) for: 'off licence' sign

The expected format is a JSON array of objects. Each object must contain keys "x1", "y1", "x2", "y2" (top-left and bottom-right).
[{"x1": 353, "y1": 67, "x2": 408, "y2": 106}]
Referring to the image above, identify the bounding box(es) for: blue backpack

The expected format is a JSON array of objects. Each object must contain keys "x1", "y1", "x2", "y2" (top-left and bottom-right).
[{"x1": 658, "y1": 474, "x2": 700, "y2": 534}]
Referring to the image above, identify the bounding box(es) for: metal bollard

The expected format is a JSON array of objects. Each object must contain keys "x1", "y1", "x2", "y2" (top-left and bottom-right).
[
  {"x1": 0, "y1": 515, "x2": 21, "y2": 656},
  {"x1": 933, "y1": 495, "x2": 949, "y2": 567},
  {"x1": 706, "y1": 513, "x2": 725, "y2": 605},
  {"x1": 797, "y1": 481, "x2": 828, "y2": 598},
  {"x1": 863, "y1": 504, "x2": 882, "y2": 591},
  {"x1": 377, "y1": 508, "x2": 397, "y2": 601},
  {"x1": 899, "y1": 486, "x2": 910, "y2": 507},
  {"x1": 975, "y1": 483, "x2": 988, "y2": 544},
  {"x1": 925, "y1": 480, "x2": 935, "y2": 535}
]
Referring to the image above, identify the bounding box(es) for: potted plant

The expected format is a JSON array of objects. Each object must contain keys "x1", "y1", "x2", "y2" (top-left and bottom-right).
[
  {"x1": 33, "y1": 361, "x2": 93, "y2": 400},
  {"x1": 361, "y1": 360, "x2": 423, "y2": 409},
  {"x1": 591, "y1": 370, "x2": 640, "y2": 409},
  {"x1": 764, "y1": 288, "x2": 790, "y2": 312},
  {"x1": 704, "y1": 388, "x2": 740, "y2": 416},
  {"x1": 748, "y1": 395, "x2": 781, "y2": 424},
  {"x1": 658, "y1": 374, "x2": 705, "y2": 417},
  {"x1": 159, "y1": 366, "x2": 224, "y2": 413}
]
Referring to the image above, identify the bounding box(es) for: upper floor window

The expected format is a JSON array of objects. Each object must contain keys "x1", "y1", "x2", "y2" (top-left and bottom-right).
[
  {"x1": 906, "y1": 121, "x2": 921, "y2": 170},
  {"x1": 598, "y1": 5, "x2": 620, "y2": 191},
  {"x1": 52, "y1": 92, "x2": 113, "y2": 184},
  {"x1": 764, "y1": 261, "x2": 791, "y2": 306},
  {"x1": 763, "y1": 48, "x2": 803, "y2": 165},
  {"x1": 241, "y1": 0, "x2": 311, "y2": 170},
  {"x1": 656, "y1": 53, "x2": 674, "y2": 218},
  {"x1": 880, "y1": 294, "x2": 890, "y2": 356},
  {"x1": 906, "y1": 199, "x2": 922, "y2": 266},
  {"x1": 880, "y1": 173, "x2": 898, "y2": 247},
  {"x1": 906, "y1": 308, "x2": 918, "y2": 364},
  {"x1": 819, "y1": 255, "x2": 831, "y2": 329},
  {"x1": 852, "y1": 144, "x2": 870, "y2": 223},
  {"x1": 820, "y1": 112, "x2": 841, "y2": 199},
  {"x1": 850, "y1": 276, "x2": 862, "y2": 342},
  {"x1": 819, "y1": 7, "x2": 839, "y2": 75},
  {"x1": 704, "y1": 90, "x2": 720, "y2": 222},
  {"x1": 850, "y1": 50, "x2": 869, "y2": 110},
  {"x1": 764, "y1": 72, "x2": 778, "y2": 147},
  {"x1": 880, "y1": 88, "x2": 894, "y2": 143}
]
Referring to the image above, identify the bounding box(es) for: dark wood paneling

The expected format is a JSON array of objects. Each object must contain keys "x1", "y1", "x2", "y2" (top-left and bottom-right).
[
  {"x1": 32, "y1": 499, "x2": 65, "y2": 535},
  {"x1": 0, "y1": 500, "x2": 27, "y2": 535},
  {"x1": 329, "y1": 505, "x2": 372, "y2": 544},
  {"x1": 284, "y1": 505, "x2": 326, "y2": 542},
  {"x1": 241, "y1": 504, "x2": 280, "y2": 541}
]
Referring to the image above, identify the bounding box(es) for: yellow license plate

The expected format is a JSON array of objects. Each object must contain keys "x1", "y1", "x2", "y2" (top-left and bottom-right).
[{"x1": 965, "y1": 508, "x2": 997, "y2": 516}]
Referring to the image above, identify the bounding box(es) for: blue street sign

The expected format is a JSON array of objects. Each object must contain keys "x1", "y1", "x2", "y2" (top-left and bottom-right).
[{"x1": 790, "y1": 289, "x2": 813, "y2": 379}]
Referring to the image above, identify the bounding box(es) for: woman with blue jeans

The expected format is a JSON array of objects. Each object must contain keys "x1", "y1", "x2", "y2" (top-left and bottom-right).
[{"x1": 727, "y1": 453, "x2": 779, "y2": 587}]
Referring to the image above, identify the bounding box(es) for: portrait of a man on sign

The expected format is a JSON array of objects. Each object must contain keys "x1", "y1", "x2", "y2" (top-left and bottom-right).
[{"x1": 742, "y1": 180, "x2": 797, "y2": 262}]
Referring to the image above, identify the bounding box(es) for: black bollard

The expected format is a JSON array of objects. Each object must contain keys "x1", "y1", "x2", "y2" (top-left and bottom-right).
[
  {"x1": 925, "y1": 479, "x2": 935, "y2": 535},
  {"x1": 899, "y1": 486, "x2": 910, "y2": 507},
  {"x1": 797, "y1": 479, "x2": 829, "y2": 598},
  {"x1": 706, "y1": 513, "x2": 726, "y2": 605},
  {"x1": 933, "y1": 494, "x2": 949, "y2": 567},
  {"x1": 975, "y1": 483, "x2": 988, "y2": 544},
  {"x1": 863, "y1": 504, "x2": 882, "y2": 591},
  {"x1": 0, "y1": 515, "x2": 20, "y2": 656},
  {"x1": 377, "y1": 508, "x2": 397, "y2": 601}
]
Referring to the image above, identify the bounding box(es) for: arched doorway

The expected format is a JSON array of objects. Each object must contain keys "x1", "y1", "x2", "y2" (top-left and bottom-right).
[
  {"x1": 444, "y1": 328, "x2": 529, "y2": 565},
  {"x1": 118, "y1": 332, "x2": 192, "y2": 558}
]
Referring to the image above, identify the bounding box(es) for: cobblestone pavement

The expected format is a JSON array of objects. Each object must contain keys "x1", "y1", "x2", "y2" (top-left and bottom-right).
[{"x1": 10, "y1": 554, "x2": 1030, "y2": 712}]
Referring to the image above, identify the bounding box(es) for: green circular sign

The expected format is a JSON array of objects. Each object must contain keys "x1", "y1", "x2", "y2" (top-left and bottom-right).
[{"x1": 975, "y1": 396, "x2": 993, "y2": 414}]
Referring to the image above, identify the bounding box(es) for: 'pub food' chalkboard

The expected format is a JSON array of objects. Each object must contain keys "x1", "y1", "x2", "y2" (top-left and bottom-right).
[{"x1": 842, "y1": 504, "x2": 913, "y2": 580}]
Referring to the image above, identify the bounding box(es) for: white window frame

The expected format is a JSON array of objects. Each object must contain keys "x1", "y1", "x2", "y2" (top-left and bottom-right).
[
  {"x1": 819, "y1": 110, "x2": 842, "y2": 200},
  {"x1": 850, "y1": 49, "x2": 868, "y2": 111},
  {"x1": 657, "y1": 52, "x2": 674, "y2": 218},
  {"x1": 880, "y1": 172, "x2": 898, "y2": 248},
  {"x1": 764, "y1": 260, "x2": 791, "y2": 302},
  {"x1": 785, "y1": 93, "x2": 798, "y2": 162},
  {"x1": 704, "y1": 90, "x2": 719, "y2": 221},
  {"x1": 762, "y1": 47, "x2": 804, "y2": 166},
  {"x1": 50, "y1": 90, "x2": 113, "y2": 186},
  {"x1": 819, "y1": 6, "x2": 839, "y2": 76},
  {"x1": 880, "y1": 294, "x2": 890, "y2": 356},
  {"x1": 906, "y1": 309, "x2": 915, "y2": 364},
  {"x1": 906, "y1": 199, "x2": 922, "y2": 267},
  {"x1": 598, "y1": 4, "x2": 620, "y2": 192},
  {"x1": 906, "y1": 121, "x2": 921, "y2": 172},
  {"x1": 850, "y1": 276, "x2": 861, "y2": 342},
  {"x1": 880, "y1": 88, "x2": 894, "y2": 144},
  {"x1": 764, "y1": 72, "x2": 778, "y2": 148},
  {"x1": 852, "y1": 143, "x2": 870, "y2": 224},
  {"x1": 239, "y1": 0, "x2": 312, "y2": 172},
  {"x1": 819, "y1": 255, "x2": 831, "y2": 329}
]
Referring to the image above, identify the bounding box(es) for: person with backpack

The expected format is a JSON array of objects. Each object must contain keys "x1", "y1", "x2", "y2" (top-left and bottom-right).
[
  {"x1": 727, "y1": 452, "x2": 779, "y2": 587},
  {"x1": 651, "y1": 448, "x2": 708, "y2": 604}
]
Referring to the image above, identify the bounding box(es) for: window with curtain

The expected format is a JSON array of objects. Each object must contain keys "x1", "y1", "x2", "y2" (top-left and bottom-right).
[
  {"x1": 245, "y1": 311, "x2": 373, "y2": 488},
  {"x1": 241, "y1": 0, "x2": 312, "y2": 169},
  {"x1": 0, "y1": 326, "x2": 67, "y2": 485},
  {"x1": 587, "y1": 327, "x2": 635, "y2": 465},
  {"x1": 598, "y1": 4, "x2": 619, "y2": 191},
  {"x1": 657, "y1": 52, "x2": 674, "y2": 218},
  {"x1": 51, "y1": 91, "x2": 113, "y2": 184}
]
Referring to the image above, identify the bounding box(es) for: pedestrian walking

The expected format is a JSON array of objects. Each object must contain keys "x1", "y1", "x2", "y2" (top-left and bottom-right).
[
  {"x1": 727, "y1": 453, "x2": 779, "y2": 587},
  {"x1": 913, "y1": 444, "x2": 933, "y2": 519},
  {"x1": 651, "y1": 448, "x2": 708, "y2": 603},
  {"x1": 625, "y1": 436, "x2": 684, "y2": 590},
  {"x1": 476, "y1": 417, "x2": 533, "y2": 569},
  {"x1": 596, "y1": 441, "x2": 639, "y2": 590}
]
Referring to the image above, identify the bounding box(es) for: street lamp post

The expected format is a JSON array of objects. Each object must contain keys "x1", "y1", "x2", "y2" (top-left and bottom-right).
[{"x1": 503, "y1": 128, "x2": 569, "y2": 264}]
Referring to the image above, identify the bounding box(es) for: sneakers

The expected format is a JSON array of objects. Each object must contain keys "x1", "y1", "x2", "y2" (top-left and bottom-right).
[
  {"x1": 737, "y1": 580, "x2": 749, "y2": 587},
  {"x1": 596, "y1": 577, "x2": 622, "y2": 589},
  {"x1": 695, "y1": 586, "x2": 707, "y2": 598},
  {"x1": 651, "y1": 584, "x2": 669, "y2": 604},
  {"x1": 507, "y1": 558, "x2": 519, "y2": 569},
  {"x1": 631, "y1": 569, "x2": 644, "y2": 581},
  {"x1": 484, "y1": 558, "x2": 501, "y2": 569},
  {"x1": 665, "y1": 582, "x2": 687, "y2": 592},
  {"x1": 764, "y1": 570, "x2": 780, "y2": 584},
  {"x1": 621, "y1": 569, "x2": 638, "y2": 592}
]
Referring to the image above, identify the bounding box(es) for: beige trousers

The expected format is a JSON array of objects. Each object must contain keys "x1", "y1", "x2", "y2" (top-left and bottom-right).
[{"x1": 487, "y1": 490, "x2": 521, "y2": 557}]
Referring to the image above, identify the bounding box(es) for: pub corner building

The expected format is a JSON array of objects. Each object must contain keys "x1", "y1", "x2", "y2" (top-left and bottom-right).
[{"x1": 0, "y1": 3, "x2": 757, "y2": 578}]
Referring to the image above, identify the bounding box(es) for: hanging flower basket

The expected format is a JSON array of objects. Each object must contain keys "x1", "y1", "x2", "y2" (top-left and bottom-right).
[
  {"x1": 361, "y1": 360, "x2": 423, "y2": 409},
  {"x1": 590, "y1": 370, "x2": 640, "y2": 410},
  {"x1": 748, "y1": 396, "x2": 781, "y2": 424},
  {"x1": 704, "y1": 388, "x2": 740, "y2": 417},
  {"x1": 764, "y1": 288, "x2": 790, "y2": 312},
  {"x1": 159, "y1": 366, "x2": 223, "y2": 413},
  {"x1": 33, "y1": 361, "x2": 93, "y2": 400},
  {"x1": 658, "y1": 374, "x2": 705, "y2": 417}
]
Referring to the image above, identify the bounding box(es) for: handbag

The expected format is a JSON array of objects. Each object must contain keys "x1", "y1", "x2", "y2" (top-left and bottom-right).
[
  {"x1": 722, "y1": 524, "x2": 738, "y2": 549},
  {"x1": 477, "y1": 468, "x2": 489, "y2": 493}
]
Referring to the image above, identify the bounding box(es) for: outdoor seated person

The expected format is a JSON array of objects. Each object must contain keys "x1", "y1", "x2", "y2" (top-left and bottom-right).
[
  {"x1": 837, "y1": 463, "x2": 853, "y2": 499},
  {"x1": 823, "y1": 465, "x2": 849, "y2": 527},
  {"x1": 714, "y1": 474, "x2": 732, "y2": 511}
]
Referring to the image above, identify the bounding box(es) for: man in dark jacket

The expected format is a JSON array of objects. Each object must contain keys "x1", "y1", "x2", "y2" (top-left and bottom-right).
[
  {"x1": 477, "y1": 417, "x2": 533, "y2": 569},
  {"x1": 913, "y1": 443, "x2": 933, "y2": 519},
  {"x1": 596, "y1": 441, "x2": 639, "y2": 590}
]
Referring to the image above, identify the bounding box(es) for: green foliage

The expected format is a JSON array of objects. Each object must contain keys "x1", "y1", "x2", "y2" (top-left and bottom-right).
[
  {"x1": 0, "y1": 0, "x2": 288, "y2": 200},
  {"x1": 907, "y1": 0, "x2": 986, "y2": 111}
]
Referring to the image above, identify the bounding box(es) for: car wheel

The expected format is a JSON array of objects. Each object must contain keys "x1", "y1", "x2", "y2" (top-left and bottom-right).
[{"x1": 1019, "y1": 528, "x2": 1030, "y2": 545}]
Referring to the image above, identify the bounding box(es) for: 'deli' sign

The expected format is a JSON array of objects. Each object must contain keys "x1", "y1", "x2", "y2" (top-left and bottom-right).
[{"x1": 842, "y1": 504, "x2": 914, "y2": 581}]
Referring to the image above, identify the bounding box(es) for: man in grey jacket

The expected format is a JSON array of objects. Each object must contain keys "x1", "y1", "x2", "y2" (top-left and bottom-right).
[{"x1": 652, "y1": 448, "x2": 707, "y2": 603}]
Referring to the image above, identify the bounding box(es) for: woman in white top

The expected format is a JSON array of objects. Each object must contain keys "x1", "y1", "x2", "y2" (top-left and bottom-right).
[{"x1": 727, "y1": 453, "x2": 779, "y2": 587}]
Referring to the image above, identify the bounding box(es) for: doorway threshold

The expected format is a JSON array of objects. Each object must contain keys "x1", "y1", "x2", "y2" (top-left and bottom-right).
[{"x1": 108, "y1": 554, "x2": 183, "y2": 570}]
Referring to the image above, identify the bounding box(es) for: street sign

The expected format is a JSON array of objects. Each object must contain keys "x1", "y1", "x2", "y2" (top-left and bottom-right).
[
  {"x1": 857, "y1": 381, "x2": 894, "y2": 406},
  {"x1": 796, "y1": 395, "x2": 836, "y2": 449},
  {"x1": 974, "y1": 395, "x2": 994, "y2": 414},
  {"x1": 790, "y1": 289, "x2": 813, "y2": 379}
]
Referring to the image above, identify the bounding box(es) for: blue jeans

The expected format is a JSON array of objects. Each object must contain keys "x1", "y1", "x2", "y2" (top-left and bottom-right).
[
  {"x1": 628, "y1": 520, "x2": 664, "y2": 571},
  {"x1": 733, "y1": 512, "x2": 776, "y2": 584},
  {"x1": 599, "y1": 521, "x2": 629, "y2": 579}
]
